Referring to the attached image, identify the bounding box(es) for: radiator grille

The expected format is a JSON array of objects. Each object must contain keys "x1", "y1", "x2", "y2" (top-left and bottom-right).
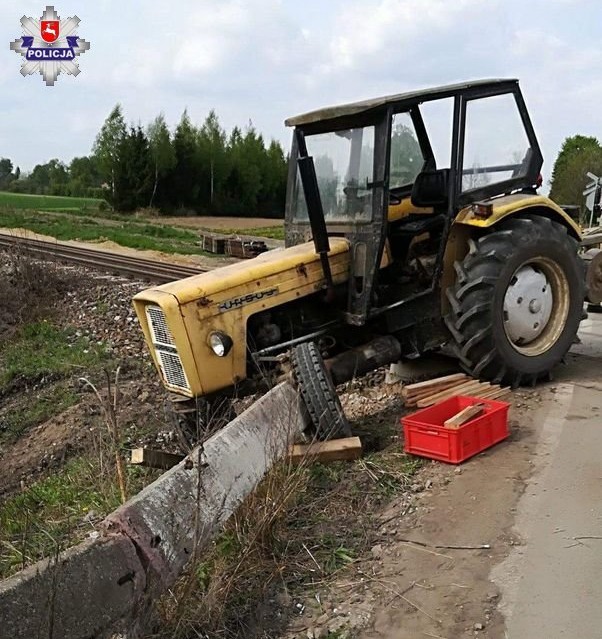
[
  {"x1": 157, "y1": 351, "x2": 189, "y2": 390},
  {"x1": 145, "y1": 305, "x2": 190, "y2": 392},
  {"x1": 146, "y1": 305, "x2": 175, "y2": 347}
]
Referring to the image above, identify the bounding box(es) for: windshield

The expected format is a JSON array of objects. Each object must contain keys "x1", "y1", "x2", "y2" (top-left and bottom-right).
[{"x1": 292, "y1": 126, "x2": 375, "y2": 223}]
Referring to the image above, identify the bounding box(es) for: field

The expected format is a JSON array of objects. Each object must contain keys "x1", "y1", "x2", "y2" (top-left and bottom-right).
[
  {"x1": 0, "y1": 192, "x2": 285, "y2": 250},
  {"x1": 0, "y1": 209, "x2": 212, "y2": 257},
  {"x1": 153, "y1": 215, "x2": 284, "y2": 230},
  {"x1": 0, "y1": 191, "x2": 107, "y2": 213}
]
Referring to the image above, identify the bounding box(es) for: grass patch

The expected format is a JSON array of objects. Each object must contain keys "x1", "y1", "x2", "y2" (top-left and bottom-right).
[
  {"x1": 0, "y1": 456, "x2": 158, "y2": 578},
  {"x1": 0, "y1": 383, "x2": 79, "y2": 443},
  {"x1": 0, "y1": 209, "x2": 211, "y2": 256},
  {"x1": 0, "y1": 321, "x2": 109, "y2": 393},
  {"x1": 152, "y1": 449, "x2": 422, "y2": 638},
  {"x1": 0, "y1": 191, "x2": 106, "y2": 212}
]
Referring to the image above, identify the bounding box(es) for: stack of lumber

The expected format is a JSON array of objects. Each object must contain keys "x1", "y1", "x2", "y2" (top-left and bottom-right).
[
  {"x1": 226, "y1": 237, "x2": 268, "y2": 259},
  {"x1": 402, "y1": 373, "x2": 510, "y2": 408}
]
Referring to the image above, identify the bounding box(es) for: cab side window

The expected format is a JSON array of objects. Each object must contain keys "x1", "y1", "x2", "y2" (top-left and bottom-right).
[
  {"x1": 389, "y1": 113, "x2": 424, "y2": 189},
  {"x1": 462, "y1": 93, "x2": 532, "y2": 192}
]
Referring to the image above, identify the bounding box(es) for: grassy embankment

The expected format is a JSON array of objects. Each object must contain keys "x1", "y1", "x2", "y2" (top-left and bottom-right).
[
  {"x1": 0, "y1": 208, "x2": 212, "y2": 256},
  {"x1": 0, "y1": 257, "x2": 158, "y2": 578}
]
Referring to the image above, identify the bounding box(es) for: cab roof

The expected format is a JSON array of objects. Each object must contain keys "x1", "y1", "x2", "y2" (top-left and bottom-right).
[{"x1": 285, "y1": 78, "x2": 519, "y2": 127}]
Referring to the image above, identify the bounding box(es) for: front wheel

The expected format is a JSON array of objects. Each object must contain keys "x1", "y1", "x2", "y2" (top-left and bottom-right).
[
  {"x1": 445, "y1": 215, "x2": 585, "y2": 387},
  {"x1": 290, "y1": 341, "x2": 351, "y2": 440}
]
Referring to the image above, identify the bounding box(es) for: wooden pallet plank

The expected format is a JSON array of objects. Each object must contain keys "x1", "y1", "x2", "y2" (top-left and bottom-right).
[
  {"x1": 416, "y1": 380, "x2": 486, "y2": 408},
  {"x1": 130, "y1": 448, "x2": 185, "y2": 470},
  {"x1": 404, "y1": 379, "x2": 475, "y2": 405},
  {"x1": 402, "y1": 373, "x2": 468, "y2": 397},
  {"x1": 288, "y1": 437, "x2": 362, "y2": 464},
  {"x1": 479, "y1": 387, "x2": 511, "y2": 400}
]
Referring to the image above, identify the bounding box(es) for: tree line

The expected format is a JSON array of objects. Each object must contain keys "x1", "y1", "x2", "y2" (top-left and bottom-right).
[{"x1": 1, "y1": 106, "x2": 288, "y2": 218}]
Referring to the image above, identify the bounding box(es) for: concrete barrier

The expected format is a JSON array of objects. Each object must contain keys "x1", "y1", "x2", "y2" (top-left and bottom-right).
[
  {"x1": 0, "y1": 536, "x2": 145, "y2": 639},
  {"x1": 104, "y1": 381, "x2": 304, "y2": 589},
  {"x1": 0, "y1": 382, "x2": 304, "y2": 638}
]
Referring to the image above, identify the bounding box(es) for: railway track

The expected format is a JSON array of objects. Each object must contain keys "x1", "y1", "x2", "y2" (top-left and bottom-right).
[{"x1": 0, "y1": 232, "x2": 208, "y2": 283}]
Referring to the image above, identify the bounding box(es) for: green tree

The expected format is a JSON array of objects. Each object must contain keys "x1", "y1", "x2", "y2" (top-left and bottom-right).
[
  {"x1": 46, "y1": 159, "x2": 69, "y2": 195},
  {"x1": 147, "y1": 113, "x2": 176, "y2": 208},
  {"x1": 549, "y1": 135, "x2": 602, "y2": 216},
  {"x1": 0, "y1": 158, "x2": 14, "y2": 189},
  {"x1": 29, "y1": 162, "x2": 51, "y2": 193},
  {"x1": 262, "y1": 139, "x2": 287, "y2": 216},
  {"x1": 68, "y1": 156, "x2": 101, "y2": 196},
  {"x1": 93, "y1": 104, "x2": 126, "y2": 206},
  {"x1": 116, "y1": 126, "x2": 153, "y2": 211},
  {"x1": 169, "y1": 110, "x2": 200, "y2": 210},
  {"x1": 197, "y1": 110, "x2": 227, "y2": 211}
]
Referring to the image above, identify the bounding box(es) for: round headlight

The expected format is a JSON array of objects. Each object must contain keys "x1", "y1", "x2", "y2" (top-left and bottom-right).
[{"x1": 209, "y1": 331, "x2": 233, "y2": 357}]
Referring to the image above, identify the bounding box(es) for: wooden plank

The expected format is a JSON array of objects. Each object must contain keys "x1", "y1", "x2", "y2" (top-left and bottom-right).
[
  {"x1": 469, "y1": 385, "x2": 500, "y2": 399},
  {"x1": 404, "y1": 379, "x2": 474, "y2": 405},
  {"x1": 479, "y1": 387, "x2": 511, "y2": 401},
  {"x1": 130, "y1": 448, "x2": 185, "y2": 470},
  {"x1": 404, "y1": 380, "x2": 468, "y2": 402},
  {"x1": 444, "y1": 403, "x2": 485, "y2": 429},
  {"x1": 473, "y1": 386, "x2": 501, "y2": 399},
  {"x1": 416, "y1": 380, "x2": 486, "y2": 407},
  {"x1": 402, "y1": 373, "x2": 468, "y2": 397},
  {"x1": 289, "y1": 437, "x2": 362, "y2": 465}
]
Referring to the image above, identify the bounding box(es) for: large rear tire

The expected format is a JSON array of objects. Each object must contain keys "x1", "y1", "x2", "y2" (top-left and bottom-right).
[
  {"x1": 291, "y1": 341, "x2": 351, "y2": 440},
  {"x1": 445, "y1": 215, "x2": 584, "y2": 387}
]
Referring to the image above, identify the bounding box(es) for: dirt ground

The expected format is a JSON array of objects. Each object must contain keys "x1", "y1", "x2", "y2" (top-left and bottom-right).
[
  {"x1": 282, "y1": 321, "x2": 602, "y2": 639},
  {"x1": 143, "y1": 215, "x2": 283, "y2": 230},
  {"x1": 0, "y1": 259, "x2": 175, "y2": 499}
]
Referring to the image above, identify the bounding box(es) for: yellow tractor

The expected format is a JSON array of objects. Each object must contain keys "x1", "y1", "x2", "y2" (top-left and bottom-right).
[{"x1": 133, "y1": 79, "x2": 584, "y2": 438}]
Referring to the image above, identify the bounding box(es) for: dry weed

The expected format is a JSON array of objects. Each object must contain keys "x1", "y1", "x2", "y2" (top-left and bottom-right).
[
  {"x1": 146, "y1": 436, "x2": 421, "y2": 639},
  {"x1": 0, "y1": 244, "x2": 68, "y2": 340}
]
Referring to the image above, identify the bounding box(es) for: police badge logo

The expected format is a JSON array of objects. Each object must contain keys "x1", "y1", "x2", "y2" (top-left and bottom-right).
[{"x1": 10, "y1": 6, "x2": 90, "y2": 86}]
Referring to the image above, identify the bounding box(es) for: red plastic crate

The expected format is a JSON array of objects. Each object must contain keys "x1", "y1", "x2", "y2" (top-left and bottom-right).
[{"x1": 402, "y1": 395, "x2": 510, "y2": 464}]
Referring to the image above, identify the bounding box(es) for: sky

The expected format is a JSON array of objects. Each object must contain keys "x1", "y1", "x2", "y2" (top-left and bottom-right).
[{"x1": 1, "y1": 0, "x2": 602, "y2": 189}]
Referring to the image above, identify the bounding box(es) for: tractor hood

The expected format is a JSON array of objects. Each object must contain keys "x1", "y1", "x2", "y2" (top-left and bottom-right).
[
  {"x1": 132, "y1": 239, "x2": 351, "y2": 397},
  {"x1": 145, "y1": 238, "x2": 350, "y2": 307}
]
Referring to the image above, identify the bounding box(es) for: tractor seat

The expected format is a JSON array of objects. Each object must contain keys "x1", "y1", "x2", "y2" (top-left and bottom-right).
[
  {"x1": 411, "y1": 168, "x2": 449, "y2": 209},
  {"x1": 394, "y1": 213, "x2": 446, "y2": 236}
]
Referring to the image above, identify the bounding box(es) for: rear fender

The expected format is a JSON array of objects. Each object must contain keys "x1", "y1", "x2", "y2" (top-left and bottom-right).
[
  {"x1": 454, "y1": 194, "x2": 581, "y2": 239},
  {"x1": 441, "y1": 195, "x2": 582, "y2": 313}
]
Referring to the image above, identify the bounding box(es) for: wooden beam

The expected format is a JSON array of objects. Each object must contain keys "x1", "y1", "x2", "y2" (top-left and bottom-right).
[
  {"x1": 402, "y1": 373, "x2": 468, "y2": 397},
  {"x1": 479, "y1": 387, "x2": 511, "y2": 400},
  {"x1": 416, "y1": 380, "x2": 486, "y2": 407},
  {"x1": 444, "y1": 403, "x2": 485, "y2": 429},
  {"x1": 130, "y1": 448, "x2": 185, "y2": 470},
  {"x1": 289, "y1": 436, "x2": 362, "y2": 465},
  {"x1": 404, "y1": 379, "x2": 474, "y2": 405}
]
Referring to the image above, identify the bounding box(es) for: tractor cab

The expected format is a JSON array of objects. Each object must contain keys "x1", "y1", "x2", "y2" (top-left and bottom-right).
[{"x1": 285, "y1": 79, "x2": 544, "y2": 325}]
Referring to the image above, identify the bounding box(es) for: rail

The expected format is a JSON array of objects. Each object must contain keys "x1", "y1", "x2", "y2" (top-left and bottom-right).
[{"x1": 0, "y1": 232, "x2": 207, "y2": 283}]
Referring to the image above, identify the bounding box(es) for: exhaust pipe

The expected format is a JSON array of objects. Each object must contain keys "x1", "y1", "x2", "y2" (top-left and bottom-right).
[{"x1": 325, "y1": 336, "x2": 402, "y2": 386}]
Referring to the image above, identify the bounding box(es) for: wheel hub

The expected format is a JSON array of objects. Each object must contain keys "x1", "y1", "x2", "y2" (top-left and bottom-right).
[{"x1": 504, "y1": 265, "x2": 553, "y2": 346}]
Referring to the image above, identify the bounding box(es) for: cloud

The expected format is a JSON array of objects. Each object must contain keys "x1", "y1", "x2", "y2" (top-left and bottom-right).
[
  {"x1": 1, "y1": 0, "x2": 602, "y2": 184},
  {"x1": 326, "y1": 0, "x2": 485, "y2": 72}
]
